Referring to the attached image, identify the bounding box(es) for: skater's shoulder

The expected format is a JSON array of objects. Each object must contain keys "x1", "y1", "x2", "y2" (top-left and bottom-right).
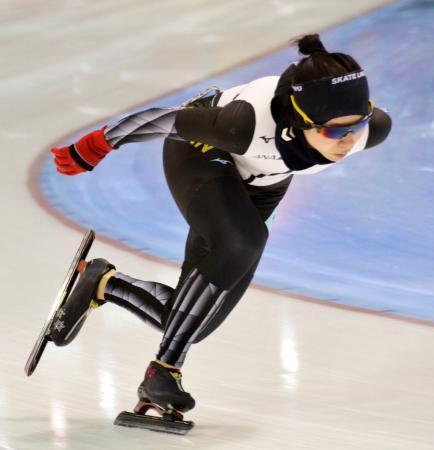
[
  {"x1": 249, "y1": 75, "x2": 280, "y2": 87},
  {"x1": 233, "y1": 76, "x2": 280, "y2": 97}
]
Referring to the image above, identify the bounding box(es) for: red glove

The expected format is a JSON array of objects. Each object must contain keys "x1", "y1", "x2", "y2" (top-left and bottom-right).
[{"x1": 51, "y1": 127, "x2": 114, "y2": 176}]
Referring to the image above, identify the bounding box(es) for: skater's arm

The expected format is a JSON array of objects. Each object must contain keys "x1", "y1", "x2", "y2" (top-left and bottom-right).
[
  {"x1": 51, "y1": 107, "x2": 182, "y2": 176},
  {"x1": 104, "y1": 107, "x2": 182, "y2": 149},
  {"x1": 51, "y1": 100, "x2": 255, "y2": 175},
  {"x1": 106, "y1": 100, "x2": 255, "y2": 154},
  {"x1": 174, "y1": 100, "x2": 256, "y2": 155}
]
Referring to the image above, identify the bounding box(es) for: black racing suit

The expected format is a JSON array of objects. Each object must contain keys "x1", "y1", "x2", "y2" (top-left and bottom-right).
[{"x1": 103, "y1": 90, "x2": 391, "y2": 367}]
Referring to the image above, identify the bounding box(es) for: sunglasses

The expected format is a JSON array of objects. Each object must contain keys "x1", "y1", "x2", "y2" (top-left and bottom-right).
[
  {"x1": 290, "y1": 96, "x2": 374, "y2": 140},
  {"x1": 314, "y1": 108, "x2": 373, "y2": 140}
]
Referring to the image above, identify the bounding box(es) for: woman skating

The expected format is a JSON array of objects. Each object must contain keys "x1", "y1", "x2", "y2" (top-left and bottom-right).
[{"x1": 48, "y1": 34, "x2": 392, "y2": 425}]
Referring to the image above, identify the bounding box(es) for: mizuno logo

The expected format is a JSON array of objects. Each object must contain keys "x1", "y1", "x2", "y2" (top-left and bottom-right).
[
  {"x1": 211, "y1": 158, "x2": 233, "y2": 165},
  {"x1": 259, "y1": 136, "x2": 274, "y2": 143}
]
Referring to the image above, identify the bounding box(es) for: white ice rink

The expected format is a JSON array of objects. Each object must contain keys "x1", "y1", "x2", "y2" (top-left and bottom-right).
[{"x1": 1, "y1": 1, "x2": 433, "y2": 449}]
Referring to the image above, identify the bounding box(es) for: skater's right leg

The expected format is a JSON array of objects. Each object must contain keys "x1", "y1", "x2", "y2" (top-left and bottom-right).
[
  {"x1": 102, "y1": 272, "x2": 175, "y2": 331},
  {"x1": 50, "y1": 258, "x2": 115, "y2": 346},
  {"x1": 49, "y1": 261, "x2": 177, "y2": 345}
]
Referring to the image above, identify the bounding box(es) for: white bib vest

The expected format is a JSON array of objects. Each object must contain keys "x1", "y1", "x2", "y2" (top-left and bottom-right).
[{"x1": 217, "y1": 76, "x2": 369, "y2": 186}]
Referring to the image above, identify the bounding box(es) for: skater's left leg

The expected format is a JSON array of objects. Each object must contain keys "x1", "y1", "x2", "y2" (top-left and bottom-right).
[
  {"x1": 190, "y1": 176, "x2": 293, "y2": 342},
  {"x1": 154, "y1": 175, "x2": 293, "y2": 368},
  {"x1": 137, "y1": 140, "x2": 290, "y2": 414},
  {"x1": 136, "y1": 240, "x2": 264, "y2": 413},
  {"x1": 153, "y1": 181, "x2": 269, "y2": 370},
  {"x1": 134, "y1": 142, "x2": 269, "y2": 411}
]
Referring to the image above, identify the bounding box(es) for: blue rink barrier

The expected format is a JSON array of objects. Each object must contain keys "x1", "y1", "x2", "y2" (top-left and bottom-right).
[{"x1": 39, "y1": 0, "x2": 434, "y2": 322}]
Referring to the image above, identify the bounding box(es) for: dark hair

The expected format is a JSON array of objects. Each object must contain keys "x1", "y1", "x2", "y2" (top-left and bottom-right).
[
  {"x1": 291, "y1": 34, "x2": 362, "y2": 84},
  {"x1": 275, "y1": 34, "x2": 364, "y2": 128}
]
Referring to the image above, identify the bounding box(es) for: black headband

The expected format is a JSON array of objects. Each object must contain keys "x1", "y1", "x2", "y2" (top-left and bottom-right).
[{"x1": 291, "y1": 70, "x2": 370, "y2": 124}]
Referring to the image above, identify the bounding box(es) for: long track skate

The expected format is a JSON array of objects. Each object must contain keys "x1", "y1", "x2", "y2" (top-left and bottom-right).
[
  {"x1": 24, "y1": 229, "x2": 95, "y2": 376},
  {"x1": 114, "y1": 400, "x2": 194, "y2": 435}
]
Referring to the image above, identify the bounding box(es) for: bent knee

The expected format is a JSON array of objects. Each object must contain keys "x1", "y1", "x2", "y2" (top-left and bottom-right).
[{"x1": 219, "y1": 221, "x2": 268, "y2": 266}]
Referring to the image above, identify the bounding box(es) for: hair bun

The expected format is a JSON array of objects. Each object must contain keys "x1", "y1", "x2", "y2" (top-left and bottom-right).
[{"x1": 296, "y1": 34, "x2": 327, "y2": 56}]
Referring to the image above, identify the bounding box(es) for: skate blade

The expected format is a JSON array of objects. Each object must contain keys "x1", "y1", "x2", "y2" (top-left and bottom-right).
[
  {"x1": 114, "y1": 411, "x2": 194, "y2": 435},
  {"x1": 24, "y1": 229, "x2": 95, "y2": 376}
]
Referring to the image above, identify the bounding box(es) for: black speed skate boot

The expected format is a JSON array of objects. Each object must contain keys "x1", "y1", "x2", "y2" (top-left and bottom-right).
[
  {"x1": 49, "y1": 258, "x2": 115, "y2": 346},
  {"x1": 136, "y1": 361, "x2": 195, "y2": 414},
  {"x1": 114, "y1": 361, "x2": 195, "y2": 434}
]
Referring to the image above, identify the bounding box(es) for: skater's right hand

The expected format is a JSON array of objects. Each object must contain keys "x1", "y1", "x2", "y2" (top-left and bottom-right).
[{"x1": 51, "y1": 128, "x2": 114, "y2": 176}]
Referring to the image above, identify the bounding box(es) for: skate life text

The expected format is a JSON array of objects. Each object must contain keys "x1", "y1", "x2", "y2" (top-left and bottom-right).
[
  {"x1": 292, "y1": 71, "x2": 365, "y2": 91},
  {"x1": 331, "y1": 71, "x2": 365, "y2": 85}
]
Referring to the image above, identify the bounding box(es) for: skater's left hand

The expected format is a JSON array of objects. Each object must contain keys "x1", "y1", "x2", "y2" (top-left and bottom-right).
[{"x1": 51, "y1": 127, "x2": 114, "y2": 176}]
